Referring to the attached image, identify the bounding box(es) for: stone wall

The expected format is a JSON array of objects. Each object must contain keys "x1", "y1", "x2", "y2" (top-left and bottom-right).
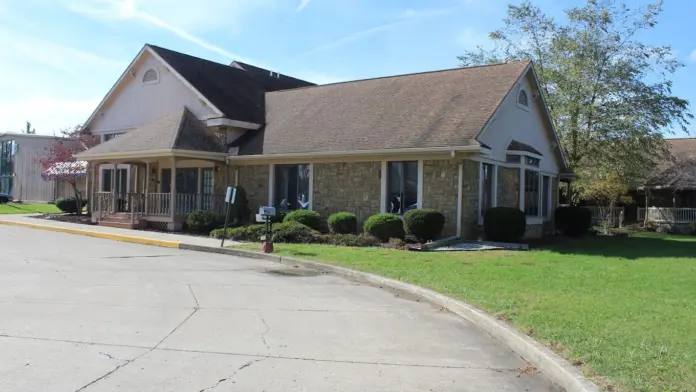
[
  {"x1": 422, "y1": 160, "x2": 459, "y2": 236},
  {"x1": 460, "y1": 160, "x2": 481, "y2": 239},
  {"x1": 312, "y1": 162, "x2": 381, "y2": 224},
  {"x1": 236, "y1": 165, "x2": 269, "y2": 212},
  {"x1": 497, "y1": 167, "x2": 519, "y2": 208}
]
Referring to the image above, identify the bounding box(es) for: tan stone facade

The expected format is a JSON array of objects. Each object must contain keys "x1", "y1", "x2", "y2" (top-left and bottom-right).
[
  {"x1": 422, "y1": 160, "x2": 459, "y2": 235},
  {"x1": 497, "y1": 167, "x2": 519, "y2": 208},
  {"x1": 236, "y1": 165, "x2": 269, "y2": 212},
  {"x1": 312, "y1": 162, "x2": 381, "y2": 224},
  {"x1": 460, "y1": 159, "x2": 481, "y2": 239}
]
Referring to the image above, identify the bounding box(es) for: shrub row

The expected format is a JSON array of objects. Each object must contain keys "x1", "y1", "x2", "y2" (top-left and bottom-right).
[
  {"x1": 210, "y1": 221, "x2": 380, "y2": 247},
  {"x1": 55, "y1": 196, "x2": 87, "y2": 214}
]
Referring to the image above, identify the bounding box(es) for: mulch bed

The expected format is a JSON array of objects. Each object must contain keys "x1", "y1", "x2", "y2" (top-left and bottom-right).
[{"x1": 31, "y1": 214, "x2": 95, "y2": 225}]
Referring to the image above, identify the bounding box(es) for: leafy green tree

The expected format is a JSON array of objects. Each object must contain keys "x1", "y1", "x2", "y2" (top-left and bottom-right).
[{"x1": 459, "y1": 0, "x2": 691, "y2": 205}]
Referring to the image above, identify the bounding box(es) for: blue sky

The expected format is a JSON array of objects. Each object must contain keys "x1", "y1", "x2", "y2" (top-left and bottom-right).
[{"x1": 0, "y1": 0, "x2": 694, "y2": 137}]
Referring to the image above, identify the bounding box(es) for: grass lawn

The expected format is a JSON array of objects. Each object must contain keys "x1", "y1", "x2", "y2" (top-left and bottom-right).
[
  {"x1": 0, "y1": 203, "x2": 60, "y2": 214},
  {"x1": 237, "y1": 233, "x2": 696, "y2": 391}
]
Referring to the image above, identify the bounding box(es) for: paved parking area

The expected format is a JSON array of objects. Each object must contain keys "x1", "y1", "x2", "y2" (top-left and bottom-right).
[{"x1": 0, "y1": 225, "x2": 558, "y2": 391}]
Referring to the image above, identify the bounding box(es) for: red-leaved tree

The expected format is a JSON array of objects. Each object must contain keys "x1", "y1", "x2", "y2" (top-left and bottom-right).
[{"x1": 39, "y1": 125, "x2": 99, "y2": 215}]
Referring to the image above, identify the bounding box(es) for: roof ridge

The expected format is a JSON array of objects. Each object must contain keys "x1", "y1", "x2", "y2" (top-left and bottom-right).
[{"x1": 266, "y1": 60, "x2": 531, "y2": 94}]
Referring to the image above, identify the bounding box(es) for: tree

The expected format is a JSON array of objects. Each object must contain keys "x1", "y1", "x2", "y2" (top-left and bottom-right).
[
  {"x1": 38, "y1": 125, "x2": 98, "y2": 216},
  {"x1": 579, "y1": 173, "x2": 631, "y2": 233},
  {"x1": 22, "y1": 121, "x2": 36, "y2": 134},
  {"x1": 458, "y1": 0, "x2": 692, "y2": 206}
]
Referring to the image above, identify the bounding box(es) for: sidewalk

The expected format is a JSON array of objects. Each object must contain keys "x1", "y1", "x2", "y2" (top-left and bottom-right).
[{"x1": 0, "y1": 214, "x2": 232, "y2": 249}]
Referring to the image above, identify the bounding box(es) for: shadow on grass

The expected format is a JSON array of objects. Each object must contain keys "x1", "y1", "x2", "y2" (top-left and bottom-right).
[
  {"x1": 285, "y1": 250, "x2": 319, "y2": 258},
  {"x1": 544, "y1": 234, "x2": 696, "y2": 260}
]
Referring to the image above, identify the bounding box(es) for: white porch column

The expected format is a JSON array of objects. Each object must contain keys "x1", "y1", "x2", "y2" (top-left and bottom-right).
[
  {"x1": 197, "y1": 167, "x2": 203, "y2": 211},
  {"x1": 144, "y1": 162, "x2": 150, "y2": 215},
  {"x1": 170, "y1": 157, "x2": 177, "y2": 220},
  {"x1": 110, "y1": 163, "x2": 116, "y2": 213}
]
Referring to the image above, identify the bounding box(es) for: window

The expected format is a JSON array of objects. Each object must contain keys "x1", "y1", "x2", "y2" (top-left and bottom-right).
[
  {"x1": 161, "y1": 168, "x2": 198, "y2": 194},
  {"x1": 103, "y1": 133, "x2": 121, "y2": 142},
  {"x1": 542, "y1": 175, "x2": 551, "y2": 219},
  {"x1": 526, "y1": 156, "x2": 540, "y2": 167},
  {"x1": 101, "y1": 168, "x2": 127, "y2": 193},
  {"x1": 524, "y1": 170, "x2": 540, "y2": 216},
  {"x1": 387, "y1": 161, "x2": 418, "y2": 214},
  {"x1": 274, "y1": 164, "x2": 310, "y2": 211},
  {"x1": 481, "y1": 163, "x2": 494, "y2": 217},
  {"x1": 201, "y1": 168, "x2": 214, "y2": 210},
  {"x1": 517, "y1": 89, "x2": 529, "y2": 107},
  {"x1": 506, "y1": 154, "x2": 521, "y2": 163},
  {"x1": 142, "y1": 69, "x2": 158, "y2": 83},
  {"x1": 0, "y1": 140, "x2": 15, "y2": 194}
]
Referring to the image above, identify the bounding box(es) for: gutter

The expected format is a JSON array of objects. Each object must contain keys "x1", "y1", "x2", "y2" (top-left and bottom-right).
[{"x1": 226, "y1": 145, "x2": 488, "y2": 162}]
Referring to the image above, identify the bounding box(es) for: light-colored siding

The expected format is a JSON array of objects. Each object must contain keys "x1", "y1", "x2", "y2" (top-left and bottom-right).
[
  {"x1": 0, "y1": 135, "x2": 56, "y2": 202},
  {"x1": 88, "y1": 53, "x2": 219, "y2": 135},
  {"x1": 477, "y1": 71, "x2": 562, "y2": 174}
]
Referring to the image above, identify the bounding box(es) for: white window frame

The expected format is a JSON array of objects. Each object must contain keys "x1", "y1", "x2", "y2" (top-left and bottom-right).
[
  {"x1": 267, "y1": 163, "x2": 313, "y2": 211},
  {"x1": 379, "y1": 159, "x2": 423, "y2": 214},
  {"x1": 142, "y1": 68, "x2": 159, "y2": 85},
  {"x1": 99, "y1": 164, "x2": 131, "y2": 193},
  {"x1": 101, "y1": 133, "x2": 123, "y2": 143}
]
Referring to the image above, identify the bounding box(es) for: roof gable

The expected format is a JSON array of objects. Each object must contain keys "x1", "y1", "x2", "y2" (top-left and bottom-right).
[{"x1": 243, "y1": 61, "x2": 530, "y2": 155}]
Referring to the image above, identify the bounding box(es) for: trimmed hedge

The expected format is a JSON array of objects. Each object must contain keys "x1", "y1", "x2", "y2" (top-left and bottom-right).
[
  {"x1": 363, "y1": 213, "x2": 405, "y2": 242},
  {"x1": 187, "y1": 211, "x2": 219, "y2": 233},
  {"x1": 484, "y1": 207, "x2": 526, "y2": 243},
  {"x1": 319, "y1": 233, "x2": 380, "y2": 247},
  {"x1": 210, "y1": 221, "x2": 319, "y2": 243},
  {"x1": 555, "y1": 206, "x2": 592, "y2": 237},
  {"x1": 403, "y1": 208, "x2": 445, "y2": 242},
  {"x1": 55, "y1": 196, "x2": 85, "y2": 214},
  {"x1": 327, "y1": 212, "x2": 358, "y2": 234},
  {"x1": 283, "y1": 209, "x2": 323, "y2": 230}
]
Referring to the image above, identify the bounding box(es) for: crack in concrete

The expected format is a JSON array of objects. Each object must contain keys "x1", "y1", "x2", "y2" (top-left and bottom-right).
[
  {"x1": 198, "y1": 358, "x2": 266, "y2": 391},
  {"x1": 188, "y1": 285, "x2": 200, "y2": 309},
  {"x1": 0, "y1": 333, "x2": 516, "y2": 372},
  {"x1": 72, "y1": 308, "x2": 199, "y2": 391},
  {"x1": 257, "y1": 312, "x2": 271, "y2": 355}
]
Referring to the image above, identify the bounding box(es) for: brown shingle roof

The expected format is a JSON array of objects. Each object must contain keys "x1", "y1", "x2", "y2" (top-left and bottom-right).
[
  {"x1": 643, "y1": 138, "x2": 696, "y2": 188},
  {"x1": 235, "y1": 61, "x2": 530, "y2": 155},
  {"x1": 78, "y1": 107, "x2": 227, "y2": 158}
]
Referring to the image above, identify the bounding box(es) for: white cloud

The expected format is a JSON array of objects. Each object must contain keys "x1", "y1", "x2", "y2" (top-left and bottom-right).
[
  {"x1": 0, "y1": 30, "x2": 126, "y2": 76},
  {"x1": 0, "y1": 96, "x2": 100, "y2": 135},
  {"x1": 689, "y1": 49, "x2": 696, "y2": 62},
  {"x1": 457, "y1": 28, "x2": 491, "y2": 49},
  {"x1": 64, "y1": 0, "x2": 268, "y2": 64},
  {"x1": 301, "y1": 5, "x2": 462, "y2": 56},
  {"x1": 297, "y1": 0, "x2": 312, "y2": 12}
]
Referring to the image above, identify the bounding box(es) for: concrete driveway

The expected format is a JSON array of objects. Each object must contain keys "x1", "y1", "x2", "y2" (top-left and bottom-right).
[{"x1": 0, "y1": 225, "x2": 557, "y2": 391}]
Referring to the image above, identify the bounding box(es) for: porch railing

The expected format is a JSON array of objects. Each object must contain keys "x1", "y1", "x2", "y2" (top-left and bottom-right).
[
  {"x1": 94, "y1": 192, "x2": 226, "y2": 220},
  {"x1": 639, "y1": 207, "x2": 696, "y2": 223}
]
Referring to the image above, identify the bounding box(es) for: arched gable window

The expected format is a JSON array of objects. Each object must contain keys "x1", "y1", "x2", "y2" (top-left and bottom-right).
[
  {"x1": 517, "y1": 89, "x2": 529, "y2": 107},
  {"x1": 142, "y1": 69, "x2": 158, "y2": 84}
]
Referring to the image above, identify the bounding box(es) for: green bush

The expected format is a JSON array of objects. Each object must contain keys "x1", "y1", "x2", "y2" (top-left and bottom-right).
[
  {"x1": 327, "y1": 212, "x2": 358, "y2": 234},
  {"x1": 226, "y1": 186, "x2": 250, "y2": 225},
  {"x1": 210, "y1": 221, "x2": 319, "y2": 243},
  {"x1": 402, "y1": 208, "x2": 445, "y2": 242},
  {"x1": 555, "y1": 206, "x2": 592, "y2": 237},
  {"x1": 272, "y1": 221, "x2": 319, "y2": 243},
  {"x1": 55, "y1": 197, "x2": 80, "y2": 214},
  {"x1": 270, "y1": 211, "x2": 286, "y2": 224},
  {"x1": 319, "y1": 233, "x2": 380, "y2": 247},
  {"x1": 283, "y1": 209, "x2": 323, "y2": 230},
  {"x1": 187, "y1": 211, "x2": 219, "y2": 233},
  {"x1": 363, "y1": 213, "x2": 405, "y2": 242},
  {"x1": 484, "y1": 207, "x2": 526, "y2": 243}
]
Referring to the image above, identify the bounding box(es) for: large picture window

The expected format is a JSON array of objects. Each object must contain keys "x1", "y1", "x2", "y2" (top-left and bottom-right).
[
  {"x1": 481, "y1": 163, "x2": 494, "y2": 217},
  {"x1": 524, "y1": 169, "x2": 540, "y2": 216},
  {"x1": 274, "y1": 164, "x2": 310, "y2": 211},
  {"x1": 387, "y1": 161, "x2": 418, "y2": 214}
]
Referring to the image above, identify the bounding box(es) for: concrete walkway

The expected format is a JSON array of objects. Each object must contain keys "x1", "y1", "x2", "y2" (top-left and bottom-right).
[
  {"x1": 0, "y1": 214, "x2": 228, "y2": 248},
  {"x1": 0, "y1": 221, "x2": 559, "y2": 391}
]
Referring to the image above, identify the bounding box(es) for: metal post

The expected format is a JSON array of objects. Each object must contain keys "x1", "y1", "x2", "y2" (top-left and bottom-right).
[
  {"x1": 144, "y1": 162, "x2": 150, "y2": 215},
  {"x1": 170, "y1": 157, "x2": 177, "y2": 221},
  {"x1": 220, "y1": 199, "x2": 233, "y2": 248}
]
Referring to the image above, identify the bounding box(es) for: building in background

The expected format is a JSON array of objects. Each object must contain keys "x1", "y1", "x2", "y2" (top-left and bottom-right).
[{"x1": 0, "y1": 133, "x2": 76, "y2": 202}]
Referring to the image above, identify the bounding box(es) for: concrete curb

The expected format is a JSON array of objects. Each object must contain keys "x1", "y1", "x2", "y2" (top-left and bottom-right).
[
  {"x1": 2, "y1": 220, "x2": 598, "y2": 391},
  {"x1": 209, "y1": 247, "x2": 598, "y2": 392},
  {"x1": 0, "y1": 219, "x2": 181, "y2": 248}
]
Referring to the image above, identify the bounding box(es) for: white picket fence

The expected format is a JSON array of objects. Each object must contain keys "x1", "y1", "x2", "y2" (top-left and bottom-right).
[{"x1": 638, "y1": 207, "x2": 696, "y2": 223}]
